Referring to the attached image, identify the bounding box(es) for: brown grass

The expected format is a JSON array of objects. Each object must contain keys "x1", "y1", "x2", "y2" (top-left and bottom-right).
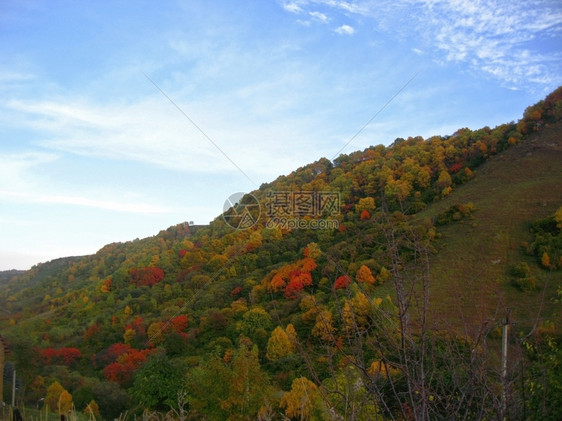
[{"x1": 421, "y1": 121, "x2": 562, "y2": 332}]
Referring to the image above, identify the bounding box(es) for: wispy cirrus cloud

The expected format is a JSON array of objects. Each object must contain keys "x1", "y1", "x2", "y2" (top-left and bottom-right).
[
  {"x1": 2, "y1": 70, "x2": 343, "y2": 185},
  {"x1": 422, "y1": 0, "x2": 562, "y2": 86},
  {"x1": 309, "y1": 11, "x2": 330, "y2": 23},
  {"x1": 6, "y1": 97, "x2": 230, "y2": 174},
  {"x1": 0, "y1": 151, "x2": 171, "y2": 214},
  {"x1": 279, "y1": 0, "x2": 562, "y2": 89},
  {"x1": 0, "y1": 151, "x2": 58, "y2": 190},
  {"x1": 0, "y1": 190, "x2": 170, "y2": 214}
]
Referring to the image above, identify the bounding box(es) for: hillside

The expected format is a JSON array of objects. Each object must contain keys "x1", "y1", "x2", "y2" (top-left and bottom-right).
[
  {"x1": 425, "y1": 119, "x2": 562, "y2": 328},
  {"x1": 0, "y1": 88, "x2": 561, "y2": 420}
]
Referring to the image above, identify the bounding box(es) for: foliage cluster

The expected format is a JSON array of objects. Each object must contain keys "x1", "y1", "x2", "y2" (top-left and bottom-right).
[
  {"x1": 525, "y1": 207, "x2": 562, "y2": 270},
  {"x1": 0, "y1": 87, "x2": 561, "y2": 419}
]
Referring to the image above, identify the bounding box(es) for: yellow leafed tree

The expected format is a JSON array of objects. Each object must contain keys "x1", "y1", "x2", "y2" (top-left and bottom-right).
[
  {"x1": 356, "y1": 197, "x2": 376, "y2": 213},
  {"x1": 343, "y1": 292, "x2": 371, "y2": 334},
  {"x1": 123, "y1": 328, "x2": 136, "y2": 344},
  {"x1": 147, "y1": 322, "x2": 165, "y2": 344},
  {"x1": 281, "y1": 377, "x2": 321, "y2": 420},
  {"x1": 285, "y1": 323, "x2": 298, "y2": 350},
  {"x1": 312, "y1": 310, "x2": 335, "y2": 342},
  {"x1": 45, "y1": 381, "x2": 64, "y2": 412},
  {"x1": 266, "y1": 324, "x2": 297, "y2": 360},
  {"x1": 84, "y1": 399, "x2": 100, "y2": 419},
  {"x1": 45, "y1": 381, "x2": 73, "y2": 414},
  {"x1": 58, "y1": 390, "x2": 73, "y2": 415},
  {"x1": 541, "y1": 251, "x2": 551, "y2": 269},
  {"x1": 266, "y1": 326, "x2": 291, "y2": 360}
]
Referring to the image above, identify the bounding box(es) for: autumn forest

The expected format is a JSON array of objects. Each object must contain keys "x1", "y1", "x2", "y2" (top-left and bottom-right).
[{"x1": 1, "y1": 88, "x2": 561, "y2": 420}]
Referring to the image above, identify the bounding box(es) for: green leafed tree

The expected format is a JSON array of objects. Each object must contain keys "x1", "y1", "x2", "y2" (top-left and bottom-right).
[
  {"x1": 221, "y1": 343, "x2": 274, "y2": 419},
  {"x1": 132, "y1": 352, "x2": 187, "y2": 411},
  {"x1": 435, "y1": 170, "x2": 452, "y2": 190}
]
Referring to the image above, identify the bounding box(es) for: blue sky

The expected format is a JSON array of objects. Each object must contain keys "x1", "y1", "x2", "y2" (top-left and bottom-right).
[{"x1": 1, "y1": 0, "x2": 561, "y2": 270}]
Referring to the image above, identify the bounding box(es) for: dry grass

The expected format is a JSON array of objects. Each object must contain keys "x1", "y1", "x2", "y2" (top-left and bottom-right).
[{"x1": 420, "y1": 121, "x2": 562, "y2": 331}]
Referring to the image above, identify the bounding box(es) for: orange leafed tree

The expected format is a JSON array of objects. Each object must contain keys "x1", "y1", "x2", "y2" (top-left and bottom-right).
[
  {"x1": 334, "y1": 275, "x2": 351, "y2": 290},
  {"x1": 356, "y1": 265, "x2": 376, "y2": 285},
  {"x1": 284, "y1": 271, "x2": 313, "y2": 299},
  {"x1": 58, "y1": 390, "x2": 73, "y2": 414},
  {"x1": 100, "y1": 277, "x2": 112, "y2": 292},
  {"x1": 268, "y1": 257, "x2": 317, "y2": 298}
]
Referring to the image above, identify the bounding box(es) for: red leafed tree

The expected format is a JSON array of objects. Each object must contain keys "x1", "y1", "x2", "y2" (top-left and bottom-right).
[
  {"x1": 40, "y1": 348, "x2": 58, "y2": 364},
  {"x1": 103, "y1": 362, "x2": 132, "y2": 385},
  {"x1": 58, "y1": 348, "x2": 82, "y2": 365},
  {"x1": 284, "y1": 271, "x2": 313, "y2": 299},
  {"x1": 230, "y1": 286, "x2": 243, "y2": 297},
  {"x1": 125, "y1": 317, "x2": 146, "y2": 338},
  {"x1": 334, "y1": 275, "x2": 351, "y2": 290},
  {"x1": 40, "y1": 347, "x2": 82, "y2": 366},
  {"x1": 449, "y1": 163, "x2": 463, "y2": 173},
  {"x1": 170, "y1": 315, "x2": 189, "y2": 332},
  {"x1": 103, "y1": 347, "x2": 155, "y2": 386},
  {"x1": 105, "y1": 343, "x2": 132, "y2": 363},
  {"x1": 83, "y1": 323, "x2": 100, "y2": 340},
  {"x1": 129, "y1": 267, "x2": 165, "y2": 287},
  {"x1": 119, "y1": 348, "x2": 154, "y2": 368},
  {"x1": 360, "y1": 210, "x2": 371, "y2": 220}
]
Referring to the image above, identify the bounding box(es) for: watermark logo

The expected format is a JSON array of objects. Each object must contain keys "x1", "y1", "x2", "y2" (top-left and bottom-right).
[
  {"x1": 266, "y1": 191, "x2": 339, "y2": 217},
  {"x1": 265, "y1": 191, "x2": 340, "y2": 229},
  {"x1": 223, "y1": 190, "x2": 340, "y2": 230},
  {"x1": 222, "y1": 192, "x2": 261, "y2": 230}
]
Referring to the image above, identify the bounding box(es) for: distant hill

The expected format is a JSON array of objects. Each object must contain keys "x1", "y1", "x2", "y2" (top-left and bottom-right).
[
  {"x1": 0, "y1": 87, "x2": 560, "y2": 420},
  {"x1": 0, "y1": 269, "x2": 25, "y2": 283}
]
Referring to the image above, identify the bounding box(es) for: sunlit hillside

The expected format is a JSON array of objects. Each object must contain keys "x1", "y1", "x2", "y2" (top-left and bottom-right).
[{"x1": 1, "y1": 88, "x2": 561, "y2": 420}]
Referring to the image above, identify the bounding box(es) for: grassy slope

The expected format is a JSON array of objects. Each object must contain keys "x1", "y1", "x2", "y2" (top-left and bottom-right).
[{"x1": 423, "y1": 121, "x2": 562, "y2": 332}]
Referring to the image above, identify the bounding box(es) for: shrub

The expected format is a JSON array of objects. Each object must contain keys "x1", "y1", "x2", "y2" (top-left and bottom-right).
[{"x1": 510, "y1": 262, "x2": 536, "y2": 292}]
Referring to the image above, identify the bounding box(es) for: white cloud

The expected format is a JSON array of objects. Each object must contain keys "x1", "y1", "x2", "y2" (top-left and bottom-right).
[
  {"x1": 0, "y1": 152, "x2": 58, "y2": 191},
  {"x1": 335, "y1": 24, "x2": 355, "y2": 35},
  {"x1": 0, "y1": 71, "x2": 35, "y2": 84},
  {"x1": 281, "y1": 1, "x2": 304, "y2": 14},
  {"x1": 0, "y1": 190, "x2": 170, "y2": 214},
  {"x1": 318, "y1": 0, "x2": 370, "y2": 15},
  {"x1": 0, "y1": 151, "x2": 173, "y2": 216},
  {"x1": 6, "y1": 97, "x2": 233, "y2": 174},
  {"x1": 309, "y1": 11, "x2": 330, "y2": 22},
  {"x1": 1, "y1": 69, "x2": 342, "y2": 188},
  {"x1": 280, "y1": 0, "x2": 562, "y2": 89}
]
